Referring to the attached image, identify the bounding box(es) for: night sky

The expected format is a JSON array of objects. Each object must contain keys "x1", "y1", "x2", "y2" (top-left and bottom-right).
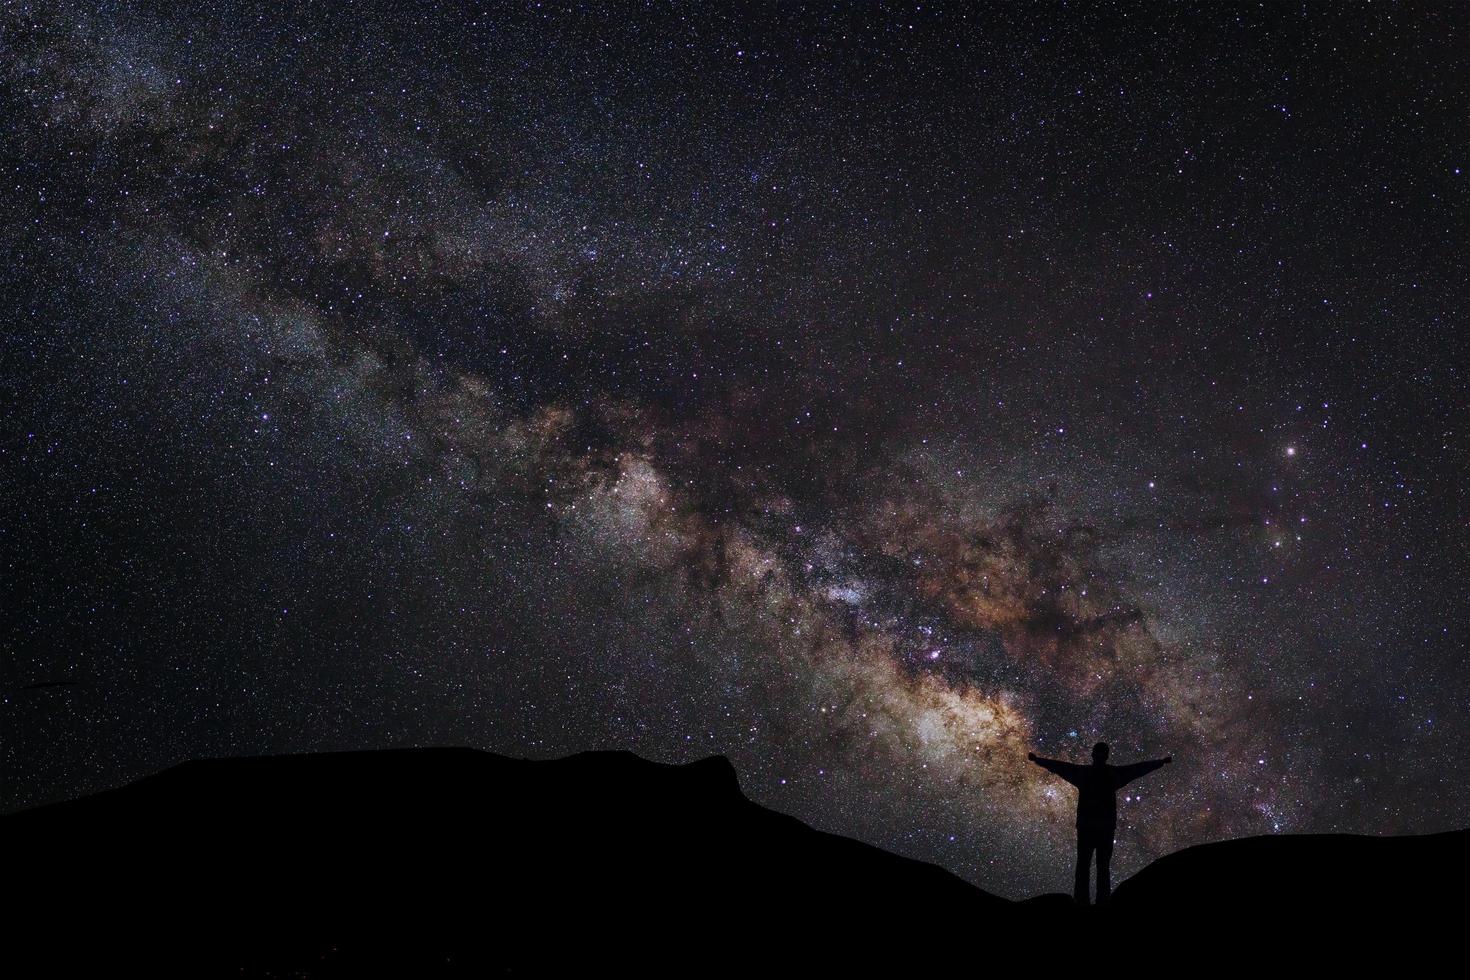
[{"x1": 3, "y1": 2, "x2": 1468, "y2": 899}]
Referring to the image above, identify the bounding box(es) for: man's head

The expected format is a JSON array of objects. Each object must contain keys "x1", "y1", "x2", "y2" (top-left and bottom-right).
[{"x1": 1092, "y1": 741, "x2": 1110, "y2": 764}]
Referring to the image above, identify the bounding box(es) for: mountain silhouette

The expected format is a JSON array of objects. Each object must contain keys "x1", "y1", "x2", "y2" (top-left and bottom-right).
[
  {"x1": 1110, "y1": 825, "x2": 1469, "y2": 920},
  {"x1": 3, "y1": 748, "x2": 1461, "y2": 973}
]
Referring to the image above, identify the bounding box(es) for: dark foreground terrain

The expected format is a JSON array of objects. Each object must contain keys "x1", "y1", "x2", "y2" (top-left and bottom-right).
[{"x1": 4, "y1": 748, "x2": 1464, "y2": 974}]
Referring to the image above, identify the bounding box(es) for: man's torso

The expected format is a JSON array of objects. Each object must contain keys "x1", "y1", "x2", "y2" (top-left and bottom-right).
[{"x1": 1075, "y1": 764, "x2": 1117, "y2": 832}]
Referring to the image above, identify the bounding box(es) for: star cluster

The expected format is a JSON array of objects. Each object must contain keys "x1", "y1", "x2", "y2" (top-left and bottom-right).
[{"x1": 3, "y1": 2, "x2": 1467, "y2": 897}]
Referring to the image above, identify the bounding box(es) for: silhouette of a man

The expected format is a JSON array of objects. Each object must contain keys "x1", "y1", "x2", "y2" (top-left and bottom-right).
[{"x1": 1027, "y1": 742, "x2": 1171, "y2": 905}]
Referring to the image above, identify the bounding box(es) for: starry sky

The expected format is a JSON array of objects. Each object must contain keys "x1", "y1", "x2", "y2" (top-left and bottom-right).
[{"x1": 3, "y1": 1, "x2": 1468, "y2": 898}]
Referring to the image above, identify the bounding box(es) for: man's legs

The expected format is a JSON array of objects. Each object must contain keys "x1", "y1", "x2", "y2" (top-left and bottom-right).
[
  {"x1": 1095, "y1": 838, "x2": 1114, "y2": 904},
  {"x1": 1074, "y1": 834, "x2": 1095, "y2": 904}
]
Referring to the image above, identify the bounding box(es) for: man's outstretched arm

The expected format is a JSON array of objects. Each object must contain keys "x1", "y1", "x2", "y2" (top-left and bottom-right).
[
  {"x1": 1112, "y1": 756, "x2": 1172, "y2": 788},
  {"x1": 1027, "y1": 752, "x2": 1085, "y2": 786}
]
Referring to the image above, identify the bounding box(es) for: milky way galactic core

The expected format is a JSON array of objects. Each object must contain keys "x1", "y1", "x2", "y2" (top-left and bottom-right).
[{"x1": 4, "y1": 3, "x2": 1467, "y2": 897}]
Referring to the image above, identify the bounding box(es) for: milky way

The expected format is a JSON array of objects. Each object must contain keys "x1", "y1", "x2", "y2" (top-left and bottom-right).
[{"x1": 4, "y1": 2, "x2": 1468, "y2": 897}]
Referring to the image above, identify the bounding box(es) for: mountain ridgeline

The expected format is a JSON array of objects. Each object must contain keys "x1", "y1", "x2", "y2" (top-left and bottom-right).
[{"x1": 4, "y1": 748, "x2": 1463, "y2": 973}]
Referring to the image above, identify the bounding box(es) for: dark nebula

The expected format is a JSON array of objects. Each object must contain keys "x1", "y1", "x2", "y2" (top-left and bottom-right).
[{"x1": 3, "y1": 2, "x2": 1467, "y2": 897}]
